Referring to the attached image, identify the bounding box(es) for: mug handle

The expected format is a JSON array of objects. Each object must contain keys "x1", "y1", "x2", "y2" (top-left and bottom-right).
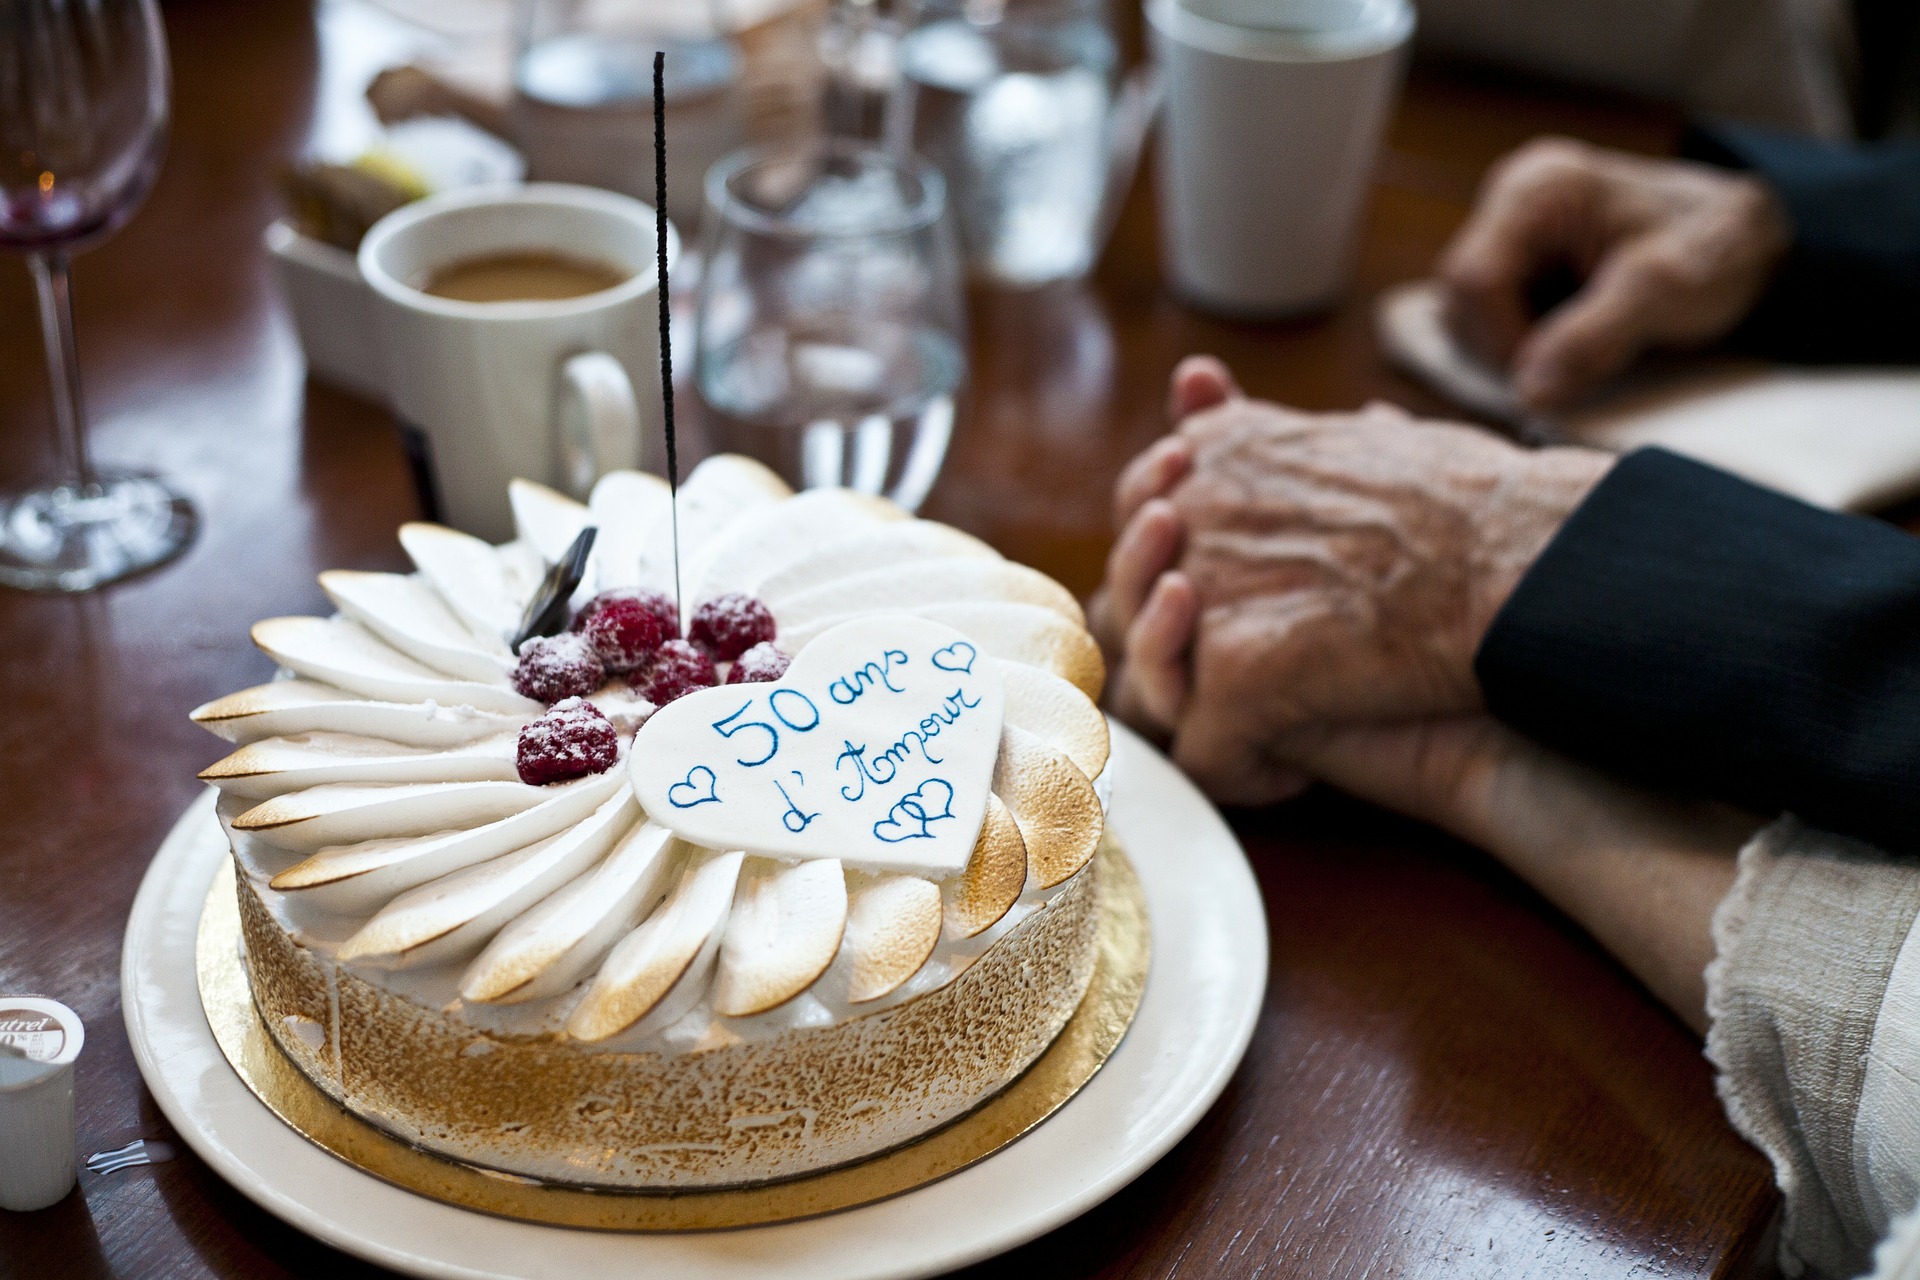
[{"x1": 556, "y1": 352, "x2": 643, "y2": 499}]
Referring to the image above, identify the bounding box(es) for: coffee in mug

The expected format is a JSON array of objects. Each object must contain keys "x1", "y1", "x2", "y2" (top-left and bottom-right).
[
  {"x1": 422, "y1": 251, "x2": 632, "y2": 304},
  {"x1": 358, "y1": 183, "x2": 679, "y2": 542}
]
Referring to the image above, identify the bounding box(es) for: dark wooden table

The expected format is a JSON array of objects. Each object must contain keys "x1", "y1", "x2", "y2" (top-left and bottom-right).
[{"x1": 0, "y1": 2, "x2": 1777, "y2": 1276}]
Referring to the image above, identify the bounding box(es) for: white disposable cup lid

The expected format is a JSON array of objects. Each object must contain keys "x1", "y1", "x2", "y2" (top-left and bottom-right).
[
  {"x1": 0, "y1": 997, "x2": 84, "y2": 1090},
  {"x1": 1163, "y1": 0, "x2": 1412, "y2": 59}
]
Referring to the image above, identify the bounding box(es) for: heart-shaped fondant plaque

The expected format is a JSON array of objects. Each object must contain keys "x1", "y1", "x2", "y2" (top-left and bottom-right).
[{"x1": 628, "y1": 616, "x2": 1005, "y2": 876}]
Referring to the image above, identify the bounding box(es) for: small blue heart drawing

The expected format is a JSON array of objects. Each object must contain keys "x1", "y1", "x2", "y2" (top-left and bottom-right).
[
  {"x1": 667, "y1": 765, "x2": 720, "y2": 809},
  {"x1": 872, "y1": 778, "x2": 957, "y2": 843},
  {"x1": 930, "y1": 641, "x2": 977, "y2": 674}
]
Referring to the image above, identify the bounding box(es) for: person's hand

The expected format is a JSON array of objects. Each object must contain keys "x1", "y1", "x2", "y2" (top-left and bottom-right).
[
  {"x1": 1439, "y1": 136, "x2": 1790, "y2": 410},
  {"x1": 1100, "y1": 357, "x2": 1614, "y2": 805},
  {"x1": 1087, "y1": 363, "x2": 1213, "y2": 740}
]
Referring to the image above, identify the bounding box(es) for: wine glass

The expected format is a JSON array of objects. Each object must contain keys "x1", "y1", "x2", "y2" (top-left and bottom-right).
[
  {"x1": 695, "y1": 141, "x2": 965, "y2": 512},
  {"x1": 0, "y1": 0, "x2": 195, "y2": 592}
]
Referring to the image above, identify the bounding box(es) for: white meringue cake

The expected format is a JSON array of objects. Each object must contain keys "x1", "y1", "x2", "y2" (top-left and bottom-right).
[{"x1": 193, "y1": 457, "x2": 1112, "y2": 1189}]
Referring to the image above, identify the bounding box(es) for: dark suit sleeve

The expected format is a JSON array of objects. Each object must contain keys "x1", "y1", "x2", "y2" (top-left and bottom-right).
[
  {"x1": 1684, "y1": 122, "x2": 1920, "y2": 364},
  {"x1": 1475, "y1": 448, "x2": 1920, "y2": 852}
]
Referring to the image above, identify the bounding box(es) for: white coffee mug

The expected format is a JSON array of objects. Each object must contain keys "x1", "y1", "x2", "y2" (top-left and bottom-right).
[
  {"x1": 1149, "y1": 0, "x2": 1413, "y2": 316},
  {"x1": 359, "y1": 183, "x2": 680, "y2": 542}
]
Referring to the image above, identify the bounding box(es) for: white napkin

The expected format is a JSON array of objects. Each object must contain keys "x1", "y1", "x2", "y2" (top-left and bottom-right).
[{"x1": 1377, "y1": 280, "x2": 1920, "y2": 512}]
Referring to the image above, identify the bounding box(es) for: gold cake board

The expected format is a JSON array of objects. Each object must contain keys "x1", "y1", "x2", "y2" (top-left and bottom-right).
[{"x1": 196, "y1": 841, "x2": 1150, "y2": 1232}]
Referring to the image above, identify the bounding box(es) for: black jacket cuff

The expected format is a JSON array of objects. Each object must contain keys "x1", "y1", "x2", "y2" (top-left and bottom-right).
[
  {"x1": 1476, "y1": 447, "x2": 1920, "y2": 852},
  {"x1": 1683, "y1": 121, "x2": 1920, "y2": 364}
]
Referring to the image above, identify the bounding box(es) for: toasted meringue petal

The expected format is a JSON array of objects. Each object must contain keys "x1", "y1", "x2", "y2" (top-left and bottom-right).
[
  {"x1": 320, "y1": 570, "x2": 513, "y2": 681},
  {"x1": 200, "y1": 731, "x2": 517, "y2": 800},
  {"x1": 269, "y1": 770, "x2": 626, "y2": 912},
  {"x1": 920, "y1": 603, "x2": 1105, "y2": 700},
  {"x1": 566, "y1": 849, "x2": 745, "y2": 1042},
  {"x1": 587, "y1": 469, "x2": 671, "y2": 591},
  {"x1": 711, "y1": 857, "x2": 849, "y2": 1018},
  {"x1": 398, "y1": 522, "x2": 527, "y2": 644},
  {"x1": 842, "y1": 872, "x2": 942, "y2": 1003},
  {"x1": 339, "y1": 790, "x2": 640, "y2": 969},
  {"x1": 683, "y1": 453, "x2": 793, "y2": 507},
  {"x1": 942, "y1": 792, "x2": 1027, "y2": 938},
  {"x1": 690, "y1": 487, "x2": 901, "y2": 603},
  {"x1": 251, "y1": 616, "x2": 541, "y2": 715},
  {"x1": 509, "y1": 478, "x2": 592, "y2": 566},
  {"x1": 753, "y1": 521, "x2": 999, "y2": 603},
  {"x1": 774, "y1": 560, "x2": 1083, "y2": 633},
  {"x1": 638, "y1": 455, "x2": 793, "y2": 594},
  {"x1": 1000, "y1": 661, "x2": 1110, "y2": 780},
  {"x1": 233, "y1": 779, "x2": 552, "y2": 853},
  {"x1": 190, "y1": 680, "x2": 524, "y2": 747},
  {"x1": 460, "y1": 820, "x2": 682, "y2": 1004},
  {"x1": 783, "y1": 601, "x2": 1105, "y2": 700},
  {"x1": 992, "y1": 724, "x2": 1102, "y2": 889}
]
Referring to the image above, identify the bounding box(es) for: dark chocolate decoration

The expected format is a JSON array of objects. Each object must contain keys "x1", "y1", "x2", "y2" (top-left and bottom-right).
[{"x1": 512, "y1": 526, "x2": 597, "y2": 653}]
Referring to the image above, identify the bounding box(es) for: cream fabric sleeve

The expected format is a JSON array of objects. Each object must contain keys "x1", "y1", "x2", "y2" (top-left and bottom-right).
[{"x1": 1706, "y1": 817, "x2": 1920, "y2": 1279}]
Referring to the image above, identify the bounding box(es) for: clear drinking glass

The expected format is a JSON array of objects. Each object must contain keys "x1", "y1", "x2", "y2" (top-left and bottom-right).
[
  {"x1": 0, "y1": 0, "x2": 195, "y2": 592},
  {"x1": 695, "y1": 141, "x2": 965, "y2": 512},
  {"x1": 890, "y1": 0, "x2": 1122, "y2": 286}
]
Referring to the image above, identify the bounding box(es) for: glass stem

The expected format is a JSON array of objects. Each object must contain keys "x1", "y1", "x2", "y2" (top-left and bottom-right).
[{"x1": 27, "y1": 250, "x2": 97, "y2": 492}]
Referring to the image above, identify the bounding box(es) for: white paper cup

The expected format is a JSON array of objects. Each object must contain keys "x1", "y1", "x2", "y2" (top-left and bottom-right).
[
  {"x1": 1148, "y1": 0, "x2": 1413, "y2": 316},
  {"x1": 0, "y1": 997, "x2": 84, "y2": 1212},
  {"x1": 359, "y1": 183, "x2": 681, "y2": 542}
]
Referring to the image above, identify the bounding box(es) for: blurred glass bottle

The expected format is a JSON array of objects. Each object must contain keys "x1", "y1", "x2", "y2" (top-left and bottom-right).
[
  {"x1": 512, "y1": 0, "x2": 745, "y2": 230},
  {"x1": 888, "y1": 0, "x2": 1156, "y2": 286},
  {"x1": 818, "y1": 0, "x2": 902, "y2": 141}
]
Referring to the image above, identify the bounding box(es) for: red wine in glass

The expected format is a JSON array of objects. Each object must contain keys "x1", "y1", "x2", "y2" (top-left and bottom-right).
[{"x1": 0, "y1": 0, "x2": 195, "y2": 591}]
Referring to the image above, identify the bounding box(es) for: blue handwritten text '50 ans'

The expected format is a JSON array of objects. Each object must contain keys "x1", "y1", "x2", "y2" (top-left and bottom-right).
[
  {"x1": 631, "y1": 616, "x2": 1006, "y2": 873},
  {"x1": 675, "y1": 648, "x2": 979, "y2": 836}
]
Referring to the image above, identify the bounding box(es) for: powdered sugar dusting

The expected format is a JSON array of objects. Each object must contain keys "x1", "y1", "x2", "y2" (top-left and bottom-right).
[
  {"x1": 516, "y1": 697, "x2": 619, "y2": 785},
  {"x1": 511, "y1": 633, "x2": 606, "y2": 704},
  {"x1": 690, "y1": 592, "x2": 776, "y2": 661}
]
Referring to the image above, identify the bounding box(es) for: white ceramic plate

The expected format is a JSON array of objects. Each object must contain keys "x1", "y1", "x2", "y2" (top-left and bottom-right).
[{"x1": 123, "y1": 723, "x2": 1267, "y2": 1280}]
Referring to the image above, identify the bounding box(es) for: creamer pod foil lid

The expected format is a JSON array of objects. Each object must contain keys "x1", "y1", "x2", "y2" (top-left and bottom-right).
[{"x1": 0, "y1": 997, "x2": 84, "y2": 1088}]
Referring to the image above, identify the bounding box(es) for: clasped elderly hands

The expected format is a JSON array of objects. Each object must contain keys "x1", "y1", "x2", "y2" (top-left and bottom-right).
[
  {"x1": 1091, "y1": 357, "x2": 1613, "y2": 823},
  {"x1": 1096, "y1": 360, "x2": 1755, "y2": 1031}
]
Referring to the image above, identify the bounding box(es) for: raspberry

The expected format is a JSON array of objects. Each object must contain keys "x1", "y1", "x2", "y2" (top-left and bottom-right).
[
  {"x1": 511, "y1": 632, "x2": 605, "y2": 704},
  {"x1": 727, "y1": 641, "x2": 791, "y2": 684},
  {"x1": 637, "y1": 639, "x2": 717, "y2": 706},
  {"x1": 516, "y1": 698, "x2": 619, "y2": 785},
  {"x1": 689, "y1": 593, "x2": 776, "y2": 662},
  {"x1": 573, "y1": 589, "x2": 678, "y2": 674}
]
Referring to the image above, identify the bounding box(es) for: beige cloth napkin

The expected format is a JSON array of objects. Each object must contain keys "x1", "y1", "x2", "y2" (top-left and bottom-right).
[{"x1": 1377, "y1": 280, "x2": 1920, "y2": 512}]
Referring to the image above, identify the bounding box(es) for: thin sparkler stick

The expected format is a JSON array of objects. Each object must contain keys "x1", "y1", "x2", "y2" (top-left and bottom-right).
[{"x1": 652, "y1": 50, "x2": 683, "y2": 633}]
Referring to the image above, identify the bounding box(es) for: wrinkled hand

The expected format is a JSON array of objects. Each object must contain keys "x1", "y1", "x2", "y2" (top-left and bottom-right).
[
  {"x1": 1097, "y1": 357, "x2": 1613, "y2": 806},
  {"x1": 1439, "y1": 137, "x2": 1790, "y2": 410}
]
